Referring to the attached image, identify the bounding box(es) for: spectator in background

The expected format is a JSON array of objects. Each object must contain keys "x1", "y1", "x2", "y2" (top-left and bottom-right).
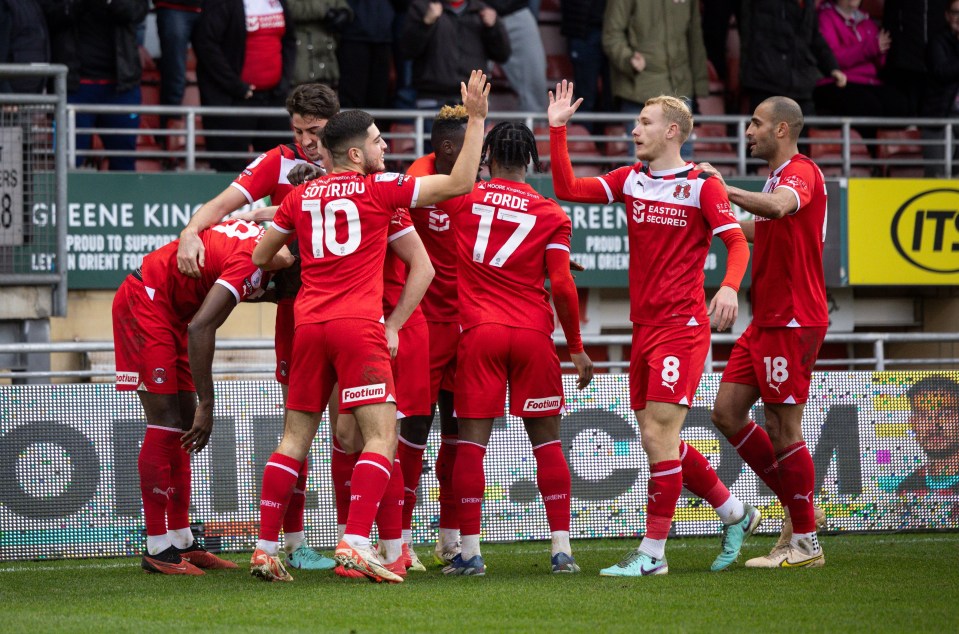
[
  {"x1": 883, "y1": 0, "x2": 949, "y2": 118},
  {"x1": 336, "y1": 0, "x2": 396, "y2": 108},
  {"x1": 560, "y1": 0, "x2": 611, "y2": 126},
  {"x1": 289, "y1": 0, "x2": 351, "y2": 86},
  {"x1": 602, "y1": 0, "x2": 709, "y2": 158},
  {"x1": 192, "y1": 0, "x2": 296, "y2": 172},
  {"x1": 401, "y1": 0, "x2": 510, "y2": 111},
  {"x1": 485, "y1": 0, "x2": 547, "y2": 112},
  {"x1": 739, "y1": 0, "x2": 846, "y2": 116},
  {"x1": 701, "y1": 0, "x2": 739, "y2": 83},
  {"x1": 0, "y1": 0, "x2": 49, "y2": 94},
  {"x1": 155, "y1": 0, "x2": 202, "y2": 128},
  {"x1": 814, "y1": 1, "x2": 909, "y2": 147},
  {"x1": 921, "y1": 0, "x2": 959, "y2": 177},
  {"x1": 40, "y1": 0, "x2": 148, "y2": 170}
]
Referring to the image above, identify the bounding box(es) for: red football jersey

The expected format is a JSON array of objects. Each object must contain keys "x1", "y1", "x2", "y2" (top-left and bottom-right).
[
  {"x1": 381, "y1": 208, "x2": 427, "y2": 326},
  {"x1": 407, "y1": 154, "x2": 459, "y2": 323},
  {"x1": 272, "y1": 170, "x2": 421, "y2": 326},
  {"x1": 139, "y1": 219, "x2": 268, "y2": 324},
  {"x1": 437, "y1": 178, "x2": 571, "y2": 337},
  {"x1": 231, "y1": 143, "x2": 323, "y2": 206},
  {"x1": 596, "y1": 163, "x2": 740, "y2": 326},
  {"x1": 751, "y1": 154, "x2": 829, "y2": 327}
]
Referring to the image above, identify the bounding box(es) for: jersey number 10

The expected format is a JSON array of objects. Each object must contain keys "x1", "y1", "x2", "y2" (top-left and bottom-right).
[{"x1": 303, "y1": 199, "x2": 362, "y2": 258}]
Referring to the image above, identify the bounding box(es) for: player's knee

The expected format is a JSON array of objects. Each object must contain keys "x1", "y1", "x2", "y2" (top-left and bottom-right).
[
  {"x1": 400, "y1": 415, "x2": 433, "y2": 445},
  {"x1": 710, "y1": 406, "x2": 742, "y2": 438}
]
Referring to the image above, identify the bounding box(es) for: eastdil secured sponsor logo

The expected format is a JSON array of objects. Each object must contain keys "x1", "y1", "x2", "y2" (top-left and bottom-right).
[
  {"x1": 524, "y1": 396, "x2": 562, "y2": 411},
  {"x1": 116, "y1": 372, "x2": 139, "y2": 386},
  {"x1": 341, "y1": 383, "x2": 387, "y2": 404}
]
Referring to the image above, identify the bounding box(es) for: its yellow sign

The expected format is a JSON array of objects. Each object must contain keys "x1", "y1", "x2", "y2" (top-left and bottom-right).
[{"x1": 849, "y1": 179, "x2": 959, "y2": 284}]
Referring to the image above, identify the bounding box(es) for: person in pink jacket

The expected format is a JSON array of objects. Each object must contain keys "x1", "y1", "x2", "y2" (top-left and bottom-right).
[{"x1": 813, "y1": 0, "x2": 909, "y2": 125}]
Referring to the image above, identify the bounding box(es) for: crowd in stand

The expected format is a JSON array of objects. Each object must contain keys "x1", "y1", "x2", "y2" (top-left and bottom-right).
[{"x1": 1, "y1": 0, "x2": 957, "y2": 172}]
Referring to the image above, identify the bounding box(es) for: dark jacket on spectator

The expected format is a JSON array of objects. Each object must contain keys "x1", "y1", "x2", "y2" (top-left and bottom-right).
[
  {"x1": 922, "y1": 28, "x2": 959, "y2": 117},
  {"x1": 154, "y1": 0, "x2": 202, "y2": 10},
  {"x1": 192, "y1": 0, "x2": 296, "y2": 104},
  {"x1": 483, "y1": 0, "x2": 525, "y2": 17},
  {"x1": 289, "y1": 0, "x2": 352, "y2": 84},
  {"x1": 400, "y1": 0, "x2": 510, "y2": 100},
  {"x1": 0, "y1": 0, "x2": 50, "y2": 92},
  {"x1": 560, "y1": 0, "x2": 604, "y2": 39},
  {"x1": 340, "y1": 0, "x2": 395, "y2": 43},
  {"x1": 39, "y1": 0, "x2": 147, "y2": 92},
  {"x1": 883, "y1": 0, "x2": 949, "y2": 74},
  {"x1": 739, "y1": 0, "x2": 839, "y2": 99}
]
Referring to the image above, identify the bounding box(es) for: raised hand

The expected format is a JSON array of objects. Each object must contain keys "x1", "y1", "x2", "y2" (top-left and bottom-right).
[
  {"x1": 461, "y1": 69, "x2": 490, "y2": 120},
  {"x1": 547, "y1": 79, "x2": 584, "y2": 127}
]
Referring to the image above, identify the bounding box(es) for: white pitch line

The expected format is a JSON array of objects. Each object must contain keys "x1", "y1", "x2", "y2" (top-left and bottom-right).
[{"x1": 0, "y1": 561, "x2": 137, "y2": 573}]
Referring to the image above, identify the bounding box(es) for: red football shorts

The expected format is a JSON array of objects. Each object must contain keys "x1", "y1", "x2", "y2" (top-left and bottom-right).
[
  {"x1": 393, "y1": 321, "x2": 432, "y2": 418},
  {"x1": 287, "y1": 318, "x2": 396, "y2": 414},
  {"x1": 274, "y1": 298, "x2": 294, "y2": 385},
  {"x1": 112, "y1": 274, "x2": 194, "y2": 394},
  {"x1": 427, "y1": 320, "x2": 459, "y2": 401},
  {"x1": 455, "y1": 324, "x2": 564, "y2": 419},
  {"x1": 629, "y1": 323, "x2": 710, "y2": 411},
  {"x1": 722, "y1": 324, "x2": 826, "y2": 404}
]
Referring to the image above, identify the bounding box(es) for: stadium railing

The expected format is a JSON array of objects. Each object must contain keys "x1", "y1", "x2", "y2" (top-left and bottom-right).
[
  {"x1": 0, "y1": 332, "x2": 956, "y2": 381},
  {"x1": 65, "y1": 104, "x2": 958, "y2": 178}
]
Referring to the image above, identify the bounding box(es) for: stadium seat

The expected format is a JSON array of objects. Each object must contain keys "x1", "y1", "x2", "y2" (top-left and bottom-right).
[
  {"x1": 601, "y1": 124, "x2": 632, "y2": 159},
  {"x1": 387, "y1": 122, "x2": 416, "y2": 157},
  {"x1": 705, "y1": 60, "x2": 725, "y2": 96},
  {"x1": 535, "y1": 123, "x2": 601, "y2": 174},
  {"x1": 546, "y1": 54, "x2": 574, "y2": 83},
  {"x1": 807, "y1": 128, "x2": 872, "y2": 176},
  {"x1": 877, "y1": 128, "x2": 924, "y2": 177},
  {"x1": 139, "y1": 46, "x2": 160, "y2": 86},
  {"x1": 139, "y1": 83, "x2": 161, "y2": 137},
  {"x1": 692, "y1": 123, "x2": 737, "y2": 175}
]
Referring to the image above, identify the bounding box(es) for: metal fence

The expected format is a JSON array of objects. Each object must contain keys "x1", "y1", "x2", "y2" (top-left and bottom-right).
[
  {"x1": 0, "y1": 65, "x2": 69, "y2": 316},
  {"x1": 0, "y1": 332, "x2": 956, "y2": 382},
  {"x1": 65, "y1": 103, "x2": 959, "y2": 178}
]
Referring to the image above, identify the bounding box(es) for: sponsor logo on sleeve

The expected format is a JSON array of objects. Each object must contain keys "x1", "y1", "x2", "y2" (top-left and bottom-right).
[
  {"x1": 523, "y1": 396, "x2": 562, "y2": 412},
  {"x1": 781, "y1": 174, "x2": 808, "y2": 191},
  {"x1": 341, "y1": 383, "x2": 388, "y2": 404},
  {"x1": 375, "y1": 172, "x2": 401, "y2": 183}
]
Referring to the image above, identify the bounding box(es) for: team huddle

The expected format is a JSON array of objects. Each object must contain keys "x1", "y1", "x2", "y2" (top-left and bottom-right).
[{"x1": 113, "y1": 70, "x2": 830, "y2": 583}]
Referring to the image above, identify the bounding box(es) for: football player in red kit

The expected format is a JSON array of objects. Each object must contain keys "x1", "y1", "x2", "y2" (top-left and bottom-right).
[
  {"x1": 703, "y1": 96, "x2": 830, "y2": 568},
  {"x1": 249, "y1": 70, "x2": 491, "y2": 584},
  {"x1": 433, "y1": 121, "x2": 594, "y2": 576},
  {"x1": 113, "y1": 219, "x2": 292, "y2": 575},
  {"x1": 548, "y1": 81, "x2": 757, "y2": 576},
  {"x1": 174, "y1": 83, "x2": 340, "y2": 571}
]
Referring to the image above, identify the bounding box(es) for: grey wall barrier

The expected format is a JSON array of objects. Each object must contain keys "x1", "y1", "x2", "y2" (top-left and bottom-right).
[{"x1": 1, "y1": 371, "x2": 956, "y2": 561}]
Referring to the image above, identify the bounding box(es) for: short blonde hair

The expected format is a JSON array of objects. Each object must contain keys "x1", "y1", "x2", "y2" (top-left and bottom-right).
[{"x1": 644, "y1": 95, "x2": 694, "y2": 143}]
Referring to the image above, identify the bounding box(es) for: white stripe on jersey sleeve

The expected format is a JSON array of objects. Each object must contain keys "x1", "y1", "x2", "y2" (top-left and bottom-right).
[
  {"x1": 272, "y1": 223, "x2": 294, "y2": 234},
  {"x1": 775, "y1": 185, "x2": 802, "y2": 215},
  {"x1": 230, "y1": 182, "x2": 254, "y2": 205},
  {"x1": 215, "y1": 279, "x2": 241, "y2": 303},
  {"x1": 546, "y1": 243, "x2": 570, "y2": 251},
  {"x1": 409, "y1": 177, "x2": 422, "y2": 209},
  {"x1": 594, "y1": 176, "x2": 614, "y2": 204},
  {"x1": 712, "y1": 222, "x2": 741, "y2": 235},
  {"x1": 388, "y1": 226, "x2": 415, "y2": 242}
]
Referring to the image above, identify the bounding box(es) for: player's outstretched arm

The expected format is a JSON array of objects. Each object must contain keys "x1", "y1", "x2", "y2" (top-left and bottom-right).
[
  {"x1": 548, "y1": 81, "x2": 610, "y2": 203},
  {"x1": 384, "y1": 230, "x2": 435, "y2": 358},
  {"x1": 727, "y1": 186, "x2": 798, "y2": 220},
  {"x1": 178, "y1": 187, "x2": 250, "y2": 278},
  {"x1": 182, "y1": 284, "x2": 238, "y2": 453},
  {"x1": 416, "y1": 70, "x2": 490, "y2": 207},
  {"x1": 231, "y1": 205, "x2": 278, "y2": 224},
  {"x1": 546, "y1": 248, "x2": 594, "y2": 390}
]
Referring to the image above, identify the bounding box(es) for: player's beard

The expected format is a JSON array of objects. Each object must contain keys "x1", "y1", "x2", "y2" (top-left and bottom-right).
[{"x1": 362, "y1": 151, "x2": 383, "y2": 174}]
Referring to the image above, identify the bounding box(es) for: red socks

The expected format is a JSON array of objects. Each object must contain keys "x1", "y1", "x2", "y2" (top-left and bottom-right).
[
  {"x1": 532, "y1": 440, "x2": 571, "y2": 532},
  {"x1": 166, "y1": 443, "x2": 191, "y2": 531},
  {"x1": 258, "y1": 452, "x2": 301, "y2": 542},
  {"x1": 646, "y1": 460, "x2": 682, "y2": 540},
  {"x1": 283, "y1": 457, "x2": 308, "y2": 534},
  {"x1": 331, "y1": 439, "x2": 359, "y2": 526},
  {"x1": 397, "y1": 439, "x2": 426, "y2": 532},
  {"x1": 138, "y1": 425, "x2": 180, "y2": 537},
  {"x1": 679, "y1": 441, "x2": 730, "y2": 508},
  {"x1": 344, "y1": 452, "x2": 393, "y2": 538},
  {"x1": 436, "y1": 435, "x2": 459, "y2": 530},
  {"x1": 375, "y1": 458, "x2": 405, "y2": 541},
  {"x1": 777, "y1": 441, "x2": 817, "y2": 533},
  {"x1": 728, "y1": 421, "x2": 782, "y2": 496},
  {"x1": 453, "y1": 441, "x2": 486, "y2": 536}
]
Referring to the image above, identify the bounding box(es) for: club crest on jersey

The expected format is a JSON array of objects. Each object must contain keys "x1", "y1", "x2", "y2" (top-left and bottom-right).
[
  {"x1": 673, "y1": 183, "x2": 691, "y2": 200},
  {"x1": 429, "y1": 210, "x2": 450, "y2": 231},
  {"x1": 152, "y1": 368, "x2": 167, "y2": 384}
]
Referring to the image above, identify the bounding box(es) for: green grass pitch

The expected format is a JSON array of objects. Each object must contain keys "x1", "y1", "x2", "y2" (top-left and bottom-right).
[{"x1": 2, "y1": 534, "x2": 957, "y2": 633}]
